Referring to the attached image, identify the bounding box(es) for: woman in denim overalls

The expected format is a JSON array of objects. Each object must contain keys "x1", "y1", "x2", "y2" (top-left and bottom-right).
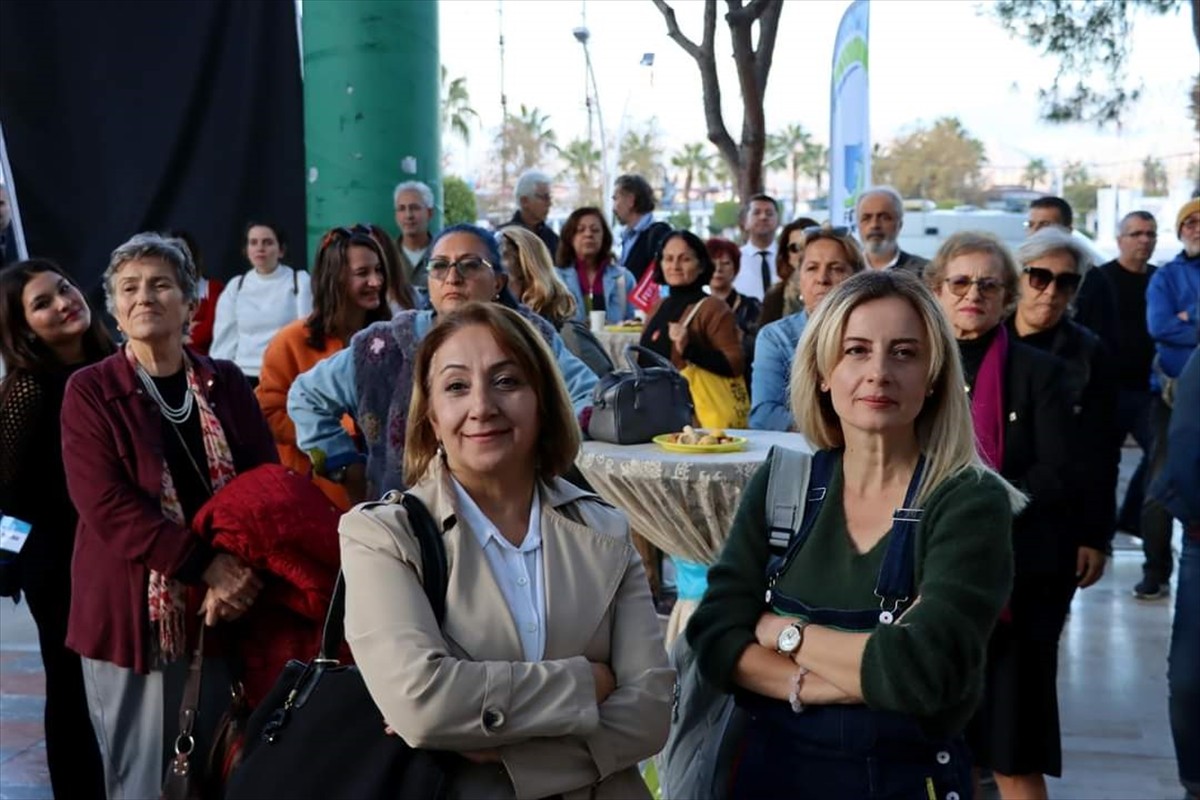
[{"x1": 687, "y1": 270, "x2": 1021, "y2": 799}]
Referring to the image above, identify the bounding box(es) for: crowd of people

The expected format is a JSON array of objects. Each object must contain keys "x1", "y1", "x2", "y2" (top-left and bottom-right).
[{"x1": 0, "y1": 170, "x2": 1197, "y2": 800}]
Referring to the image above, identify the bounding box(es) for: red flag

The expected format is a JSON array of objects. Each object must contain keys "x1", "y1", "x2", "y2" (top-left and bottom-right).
[{"x1": 629, "y1": 264, "x2": 661, "y2": 313}]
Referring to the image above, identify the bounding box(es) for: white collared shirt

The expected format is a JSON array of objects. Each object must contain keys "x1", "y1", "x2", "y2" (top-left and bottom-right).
[
  {"x1": 735, "y1": 241, "x2": 779, "y2": 300},
  {"x1": 450, "y1": 479, "x2": 546, "y2": 660}
]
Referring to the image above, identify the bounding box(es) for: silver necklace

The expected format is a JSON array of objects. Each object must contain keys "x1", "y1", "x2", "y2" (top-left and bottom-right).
[{"x1": 135, "y1": 364, "x2": 195, "y2": 424}]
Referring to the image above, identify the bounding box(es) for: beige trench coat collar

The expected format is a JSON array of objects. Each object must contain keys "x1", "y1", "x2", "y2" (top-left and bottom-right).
[{"x1": 406, "y1": 460, "x2": 628, "y2": 664}]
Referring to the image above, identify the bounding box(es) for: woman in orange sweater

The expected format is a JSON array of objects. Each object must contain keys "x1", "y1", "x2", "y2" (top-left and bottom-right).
[{"x1": 256, "y1": 225, "x2": 391, "y2": 508}]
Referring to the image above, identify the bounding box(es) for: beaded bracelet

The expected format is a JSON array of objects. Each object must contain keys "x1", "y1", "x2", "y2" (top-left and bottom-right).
[{"x1": 788, "y1": 667, "x2": 809, "y2": 714}]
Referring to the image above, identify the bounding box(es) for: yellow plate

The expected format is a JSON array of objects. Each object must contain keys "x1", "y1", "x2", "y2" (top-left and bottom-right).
[
  {"x1": 603, "y1": 324, "x2": 643, "y2": 334},
  {"x1": 653, "y1": 433, "x2": 748, "y2": 453}
]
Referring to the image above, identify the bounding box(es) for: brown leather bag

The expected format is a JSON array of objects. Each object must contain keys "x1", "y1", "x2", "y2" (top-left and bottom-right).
[{"x1": 161, "y1": 628, "x2": 207, "y2": 800}]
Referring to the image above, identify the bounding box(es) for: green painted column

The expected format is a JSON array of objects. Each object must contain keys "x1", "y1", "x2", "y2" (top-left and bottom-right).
[{"x1": 301, "y1": 0, "x2": 441, "y2": 262}]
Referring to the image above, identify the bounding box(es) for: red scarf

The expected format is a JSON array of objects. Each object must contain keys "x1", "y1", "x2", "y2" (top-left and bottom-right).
[{"x1": 971, "y1": 324, "x2": 1007, "y2": 471}]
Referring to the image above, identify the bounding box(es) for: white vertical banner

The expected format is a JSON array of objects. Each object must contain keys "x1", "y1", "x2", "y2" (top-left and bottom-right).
[{"x1": 829, "y1": 0, "x2": 870, "y2": 228}]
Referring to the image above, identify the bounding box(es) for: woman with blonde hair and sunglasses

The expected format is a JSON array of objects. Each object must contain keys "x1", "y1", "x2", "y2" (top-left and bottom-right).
[
  {"x1": 498, "y1": 226, "x2": 613, "y2": 376},
  {"x1": 751, "y1": 223, "x2": 867, "y2": 431},
  {"x1": 688, "y1": 269, "x2": 1018, "y2": 797},
  {"x1": 926, "y1": 231, "x2": 1074, "y2": 800}
]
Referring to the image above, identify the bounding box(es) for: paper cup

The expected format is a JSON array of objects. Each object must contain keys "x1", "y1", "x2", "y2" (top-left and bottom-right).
[{"x1": 590, "y1": 310, "x2": 607, "y2": 332}]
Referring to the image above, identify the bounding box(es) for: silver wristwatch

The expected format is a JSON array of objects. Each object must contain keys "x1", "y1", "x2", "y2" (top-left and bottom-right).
[{"x1": 776, "y1": 621, "x2": 807, "y2": 655}]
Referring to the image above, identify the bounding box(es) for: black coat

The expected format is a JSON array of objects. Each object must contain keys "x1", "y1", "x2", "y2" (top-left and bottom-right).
[
  {"x1": 621, "y1": 220, "x2": 673, "y2": 281},
  {"x1": 989, "y1": 339, "x2": 1076, "y2": 640},
  {"x1": 1072, "y1": 266, "x2": 1122, "y2": 356},
  {"x1": 1009, "y1": 318, "x2": 1119, "y2": 554}
]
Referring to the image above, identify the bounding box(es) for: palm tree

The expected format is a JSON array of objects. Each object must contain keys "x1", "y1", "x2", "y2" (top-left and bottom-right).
[
  {"x1": 558, "y1": 138, "x2": 603, "y2": 206},
  {"x1": 766, "y1": 124, "x2": 814, "y2": 211},
  {"x1": 440, "y1": 66, "x2": 478, "y2": 147},
  {"x1": 800, "y1": 141, "x2": 828, "y2": 197},
  {"x1": 1022, "y1": 158, "x2": 1049, "y2": 190},
  {"x1": 1141, "y1": 156, "x2": 1168, "y2": 196},
  {"x1": 670, "y1": 143, "x2": 712, "y2": 210},
  {"x1": 619, "y1": 126, "x2": 663, "y2": 182},
  {"x1": 495, "y1": 104, "x2": 558, "y2": 175}
]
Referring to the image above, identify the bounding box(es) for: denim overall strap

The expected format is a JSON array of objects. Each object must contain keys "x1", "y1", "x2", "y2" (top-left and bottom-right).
[{"x1": 872, "y1": 455, "x2": 926, "y2": 625}]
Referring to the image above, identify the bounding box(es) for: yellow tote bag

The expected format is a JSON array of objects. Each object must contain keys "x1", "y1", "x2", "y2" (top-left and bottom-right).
[{"x1": 678, "y1": 299, "x2": 750, "y2": 429}]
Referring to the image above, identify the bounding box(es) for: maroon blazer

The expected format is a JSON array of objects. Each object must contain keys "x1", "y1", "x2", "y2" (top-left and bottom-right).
[{"x1": 60, "y1": 349, "x2": 278, "y2": 673}]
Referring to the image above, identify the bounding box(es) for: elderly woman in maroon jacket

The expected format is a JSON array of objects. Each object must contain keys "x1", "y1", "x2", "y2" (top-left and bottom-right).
[{"x1": 61, "y1": 232, "x2": 278, "y2": 800}]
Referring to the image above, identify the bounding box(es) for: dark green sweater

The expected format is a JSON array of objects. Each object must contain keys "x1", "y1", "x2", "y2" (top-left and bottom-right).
[{"x1": 686, "y1": 451, "x2": 1014, "y2": 737}]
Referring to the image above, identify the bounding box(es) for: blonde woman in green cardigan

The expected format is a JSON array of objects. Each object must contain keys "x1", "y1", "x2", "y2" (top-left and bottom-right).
[{"x1": 686, "y1": 269, "x2": 1021, "y2": 799}]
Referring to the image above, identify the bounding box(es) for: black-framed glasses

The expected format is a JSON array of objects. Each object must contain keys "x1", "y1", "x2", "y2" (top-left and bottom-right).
[
  {"x1": 428, "y1": 256, "x2": 495, "y2": 282},
  {"x1": 943, "y1": 275, "x2": 1005, "y2": 298},
  {"x1": 1023, "y1": 266, "x2": 1082, "y2": 293},
  {"x1": 802, "y1": 225, "x2": 851, "y2": 238},
  {"x1": 787, "y1": 242, "x2": 805, "y2": 253},
  {"x1": 320, "y1": 224, "x2": 374, "y2": 250}
]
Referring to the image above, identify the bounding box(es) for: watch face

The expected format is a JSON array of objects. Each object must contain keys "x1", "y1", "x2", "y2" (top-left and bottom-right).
[{"x1": 778, "y1": 625, "x2": 801, "y2": 653}]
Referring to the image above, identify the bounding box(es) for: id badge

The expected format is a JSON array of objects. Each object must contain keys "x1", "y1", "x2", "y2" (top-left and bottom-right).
[{"x1": 0, "y1": 515, "x2": 32, "y2": 554}]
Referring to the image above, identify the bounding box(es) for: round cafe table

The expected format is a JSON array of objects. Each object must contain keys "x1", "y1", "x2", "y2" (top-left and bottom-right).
[
  {"x1": 577, "y1": 429, "x2": 812, "y2": 645},
  {"x1": 593, "y1": 328, "x2": 642, "y2": 367}
]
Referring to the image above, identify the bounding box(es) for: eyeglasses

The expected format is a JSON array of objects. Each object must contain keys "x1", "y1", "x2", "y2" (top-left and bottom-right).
[
  {"x1": 787, "y1": 242, "x2": 804, "y2": 254},
  {"x1": 428, "y1": 256, "x2": 495, "y2": 282},
  {"x1": 1023, "y1": 267, "x2": 1082, "y2": 293},
  {"x1": 943, "y1": 275, "x2": 1006, "y2": 298},
  {"x1": 1119, "y1": 230, "x2": 1157, "y2": 239},
  {"x1": 320, "y1": 224, "x2": 375, "y2": 250},
  {"x1": 533, "y1": 192, "x2": 552, "y2": 203},
  {"x1": 1023, "y1": 219, "x2": 1061, "y2": 232}
]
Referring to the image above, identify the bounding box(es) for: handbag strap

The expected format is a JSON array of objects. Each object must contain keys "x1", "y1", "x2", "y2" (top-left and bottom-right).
[
  {"x1": 680, "y1": 297, "x2": 707, "y2": 329},
  {"x1": 318, "y1": 493, "x2": 448, "y2": 660},
  {"x1": 173, "y1": 625, "x2": 206, "y2": 758},
  {"x1": 620, "y1": 343, "x2": 678, "y2": 374}
]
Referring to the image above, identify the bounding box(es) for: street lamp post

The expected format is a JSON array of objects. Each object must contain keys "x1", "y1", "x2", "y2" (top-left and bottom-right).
[{"x1": 573, "y1": 25, "x2": 607, "y2": 212}]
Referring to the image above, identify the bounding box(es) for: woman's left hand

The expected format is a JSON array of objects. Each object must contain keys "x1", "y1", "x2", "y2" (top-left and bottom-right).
[
  {"x1": 1076, "y1": 546, "x2": 1107, "y2": 588},
  {"x1": 667, "y1": 321, "x2": 689, "y2": 353}
]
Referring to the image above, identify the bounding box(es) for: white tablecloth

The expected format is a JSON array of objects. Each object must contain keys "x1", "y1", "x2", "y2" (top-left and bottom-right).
[
  {"x1": 593, "y1": 329, "x2": 642, "y2": 368},
  {"x1": 577, "y1": 429, "x2": 812, "y2": 642}
]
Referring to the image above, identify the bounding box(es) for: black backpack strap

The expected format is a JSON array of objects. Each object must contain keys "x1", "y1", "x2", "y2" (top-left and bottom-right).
[{"x1": 291, "y1": 266, "x2": 299, "y2": 295}]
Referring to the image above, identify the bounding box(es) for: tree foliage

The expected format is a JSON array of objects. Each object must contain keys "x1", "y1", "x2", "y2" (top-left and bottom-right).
[
  {"x1": 651, "y1": 0, "x2": 784, "y2": 203},
  {"x1": 1022, "y1": 158, "x2": 1050, "y2": 191},
  {"x1": 558, "y1": 138, "x2": 603, "y2": 207},
  {"x1": 443, "y1": 176, "x2": 478, "y2": 226},
  {"x1": 671, "y1": 143, "x2": 713, "y2": 210},
  {"x1": 990, "y1": 0, "x2": 1197, "y2": 127},
  {"x1": 494, "y1": 104, "x2": 558, "y2": 182},
  {"x1": 872, "y1": 118, "x2": 989, "y2": 205},
  {"x1": 440, "y1": 66, "x2": 478, "y2": 147},
  {"x1": 1062, "y1": 160, "x2": 1102, "y2": 217},
  {"x1": 1142, "y1": 156, "x2": 1169, "y2": 195},
  {"x1": 619, "y1": 122, "x2": 665, "y2": 183}
]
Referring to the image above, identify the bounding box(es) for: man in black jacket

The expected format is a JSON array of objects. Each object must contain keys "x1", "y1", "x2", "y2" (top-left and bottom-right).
[
  {"x1": 856, "y1": 185, "x2": 928, "y2": 275},
  {"x1": 1074, "y1": 211, "x2": 1159, "y2": 536},
  {"x1": 613, "y1": 174, "x2": 671, "y2": 282}
]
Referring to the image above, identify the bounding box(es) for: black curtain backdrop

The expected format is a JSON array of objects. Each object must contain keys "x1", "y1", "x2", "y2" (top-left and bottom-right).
[{"x1": 0, "y1": 0, "x2": 306, "y2": 309}]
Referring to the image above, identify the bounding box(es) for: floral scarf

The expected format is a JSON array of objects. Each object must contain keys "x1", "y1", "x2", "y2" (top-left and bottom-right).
[{"x1": 127, "y1": 346, "x2": 238, "y2": 664}]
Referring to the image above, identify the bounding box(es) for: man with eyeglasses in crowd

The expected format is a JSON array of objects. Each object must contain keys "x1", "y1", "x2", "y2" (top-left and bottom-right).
[
  {"x1": 500, "y1": 170, "x2": 559, "y2": 258},
  {"x1": 1074, "y1": 211, "x2": 1161, "y2": 541},
  {"x1": 855, "y1": 185, "x2": 928, "y2": 276},
  {"x1": 393, "y1": 180, "x2": 436, "y2": 298},
  {"x1": 734, "y1": 194, "x2": 780, "y2": 301}
]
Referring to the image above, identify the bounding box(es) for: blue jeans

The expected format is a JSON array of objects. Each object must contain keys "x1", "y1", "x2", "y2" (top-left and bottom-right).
[{"x1": 1170, "y1": 533, "x2": 1200, "y2": 796}]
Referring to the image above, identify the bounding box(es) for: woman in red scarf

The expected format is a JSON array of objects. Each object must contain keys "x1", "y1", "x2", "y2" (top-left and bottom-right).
[{"x1": 928, "y1": 231, "x2": 1074, "y2": 800}]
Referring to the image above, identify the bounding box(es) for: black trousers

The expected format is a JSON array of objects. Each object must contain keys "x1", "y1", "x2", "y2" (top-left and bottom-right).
[
  {"x1": 1141, "y1": 395, "x2": 1176, "y2": 585},
  {"x1": 22, "y1": 563, "x2": 106, "y2": 800}
]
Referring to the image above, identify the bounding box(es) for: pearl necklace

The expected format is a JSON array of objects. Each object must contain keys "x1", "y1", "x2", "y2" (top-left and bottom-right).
[{"x1": 135, "y1": 365, "x2": 195, "y2": 424}]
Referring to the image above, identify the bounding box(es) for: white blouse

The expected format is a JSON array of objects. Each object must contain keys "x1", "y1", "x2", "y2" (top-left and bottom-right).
[{"x1": 450, "y1": 479, "x2": 546, "y2": 661}]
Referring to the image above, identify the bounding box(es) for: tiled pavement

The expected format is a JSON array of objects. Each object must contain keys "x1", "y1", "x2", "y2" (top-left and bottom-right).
[{"x1": 0, "y1": 448, "x2": 1187, "y2": 800}]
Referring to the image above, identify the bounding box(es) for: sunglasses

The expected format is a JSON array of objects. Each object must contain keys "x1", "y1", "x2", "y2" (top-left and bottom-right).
[
  {"x1": 320, "y1": 224, "x2": 375, "y2": 250},
  {"x1": 802, "y1": 225, "x2": 851, "y2": 238},
  {"x1": 1023, "y1": 267, "x2": 1082, "y2": 293},
  {"x1": 428, "y1": 256, "x2": 496, "y2": 282},
  {"x1": 943, "y1": 275, "x2": 1005, "y2": 298}
]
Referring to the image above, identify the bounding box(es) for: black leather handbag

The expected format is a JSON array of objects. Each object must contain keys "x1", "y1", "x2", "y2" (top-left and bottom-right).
[
  {"x1": 225, "y1": 494, "x2": 451, "y2": 800},
  {"x1": 588, "y1": 345, "x2": 695, "y2": 444}
]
